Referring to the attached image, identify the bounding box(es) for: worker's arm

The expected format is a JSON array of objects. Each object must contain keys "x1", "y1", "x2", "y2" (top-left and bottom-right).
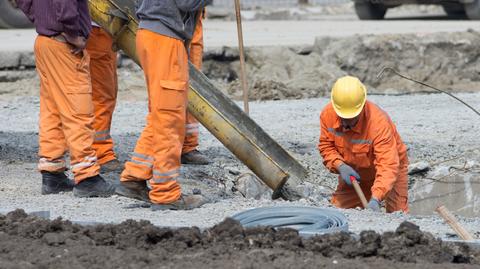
[
  {"x1": 318, "y1": 111, "x2": 345, "y2": 173},
  {"x1": 16, "y1": 0, "x2": 34, "y2": 22},
  {"x1": 371, "y1": 123, "x2": 400, "y2": 201},
  {"x1": 175, "y1": 0, "x2": 212, "y2": 12},
  {"x1": 53, "y1": 0, "x2": 80, "y2": 37}
]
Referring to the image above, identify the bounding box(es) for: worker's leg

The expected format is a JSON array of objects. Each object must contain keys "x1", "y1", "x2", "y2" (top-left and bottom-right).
[
  {"x1": 121, "y1": 114, "x2": 155, "y2": 181},
  {"x1": 86, "y1": 27, "x2": 118, "y2": 165},
  {"x1": 132, "y1": 29, "x2": 187, "y2": 204},
  {"x1": 34, "y1": 36, "x2": 100, "y2": 183},
  {"x1": 182, "y1": 17, "x2": 203, "y2": 155},
  {"x1": 36, "y1": 47, "x2": 67, "y2": 173},
  {"x1": 331, "y1": 176, "x2": 373, "y2": 209},
  {"x1": 385, "y1": 164, "x2": 409, "y2": 213}
]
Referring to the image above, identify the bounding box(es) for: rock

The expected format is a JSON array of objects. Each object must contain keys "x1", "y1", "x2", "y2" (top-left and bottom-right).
[
  {"x1": 408, "y1": 161, "x2": 430, "y2": 175},
  {"x1": 235, "y1": 173, "x2": 272, "y2": 200}
]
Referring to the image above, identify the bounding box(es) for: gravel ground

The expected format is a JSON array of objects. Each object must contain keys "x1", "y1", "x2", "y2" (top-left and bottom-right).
[{"x1": 0, "y1": 92, "x2": 479, "y2": 239}]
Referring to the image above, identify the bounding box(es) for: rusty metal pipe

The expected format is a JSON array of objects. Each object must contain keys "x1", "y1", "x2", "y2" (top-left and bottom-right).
[{"x1": 87, "y1": 0, "x2": 308, "y2": 193}]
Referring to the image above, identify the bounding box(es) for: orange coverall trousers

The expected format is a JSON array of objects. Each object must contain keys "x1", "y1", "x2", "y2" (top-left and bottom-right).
[
  {"x1": 121, "y1": 29, "x2": 188, "y2": 204},
  {"x1": 86, "y1": 27, "x2": 118, "y2": 165},
  {"x1": 318, "y1": 101, "x2": 409, "y2": 213},
  {"x1": 183, "y1": 15, "x2": 204, "y2": 154},
  {"x1": 35, "y1": 36, "x2": 100, "y2": 183}
]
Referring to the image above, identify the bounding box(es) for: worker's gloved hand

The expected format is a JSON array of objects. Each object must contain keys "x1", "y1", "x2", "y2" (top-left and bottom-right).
[
  {"x1": 367, "y1": 198, "x2": 381, "y2": 212},
  {"x1": 338, "y1": 163, "x2": 360, "y2": 186}
]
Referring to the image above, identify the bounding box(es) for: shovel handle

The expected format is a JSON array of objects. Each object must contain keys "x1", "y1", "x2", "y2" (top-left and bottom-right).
[{"x1": 351, "y1": 176, "x2": 369, "y2": 208}]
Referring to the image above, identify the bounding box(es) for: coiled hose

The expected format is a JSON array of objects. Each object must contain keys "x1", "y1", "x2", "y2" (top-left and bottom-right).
[{"x1": 232, "y1": 206, "x2": 349, "y2": 237}]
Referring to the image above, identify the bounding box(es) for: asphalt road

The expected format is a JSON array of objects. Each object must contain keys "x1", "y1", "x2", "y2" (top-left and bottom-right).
[{"x1": 1, "y1": 18, "x2": 479, "y2": 52}]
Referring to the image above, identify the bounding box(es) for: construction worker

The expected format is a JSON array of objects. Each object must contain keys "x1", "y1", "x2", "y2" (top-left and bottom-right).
[
  {"x1": 116, "y1": 0, "x2": 211, "y2": 210},
  {"x1": 86, "y1": 24, "x2": 122, "y2": 172},
  {"x1": 318, "y1": 76, "x2": 408, "y2": 213},
  {"x1": 181, "y1": 8, "x2": 210, "y2": 165},
  {"x1": 17, "y1": 0, "x2": 115, "y2": 197}
]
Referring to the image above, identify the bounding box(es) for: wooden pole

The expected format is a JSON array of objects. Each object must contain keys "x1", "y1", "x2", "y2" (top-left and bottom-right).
[
  {"x1": 234, "y1": 0, "x2": 249, "y2": 115},
  {"x1": 351, "y1": 177, "x2": 369, "y2": 208},
  {"x1": 436, "y1": 205, "x2": 474, "y2": 240}
]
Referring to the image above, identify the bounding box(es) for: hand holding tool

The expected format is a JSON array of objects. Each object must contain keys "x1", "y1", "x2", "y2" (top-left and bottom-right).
[
  {"x1": 351, "y1": 176, "x2": 369, "y2": 208},
  {"x1": 367, "y1": 198, "x2": 381, "y2": 212},
  {"x1": 338, "y1": 164, "x2": 360, "y2": 186}
]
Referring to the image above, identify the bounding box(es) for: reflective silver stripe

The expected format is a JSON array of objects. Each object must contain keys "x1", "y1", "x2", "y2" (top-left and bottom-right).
[
  {"x1": 71, "y1": 162, "x2": 95, "y2": 170},
  {"x1": 186, "y1": 128, "x2": 199, "y2": 134},
  {"x1": 38, "y1": 159, "x2": 66, "y2": 170},
  {"x1": 95, "y1": 129, "x2": 110, "y2": 135},
  {"x1": 132, "y1": 152, "x2": 154, "y2": 161},
  {"x1": 186, "y1": 123, "x2": 199, "y2": 129},
  {"x1": 350, "y1": 139, "x2": 372, "y2": 145},
  {"x1": 130, "y1": 159, "x2": 153, "y2": 168},
  {"x1": 327, "y1": 127, "x2": 344, "y2": 137},
  {"x1": 94, "y1": 135, "x2": 112, "y2": 141},
  {"x1": 151, "y1": 176, "x2": 177, "y2": 184},
  {"x1": 85, "y1": 156, "x2": 97, "y2": 162},
  {"x1": 153, "y1": 169, "x2": 179, "y2": 177}
]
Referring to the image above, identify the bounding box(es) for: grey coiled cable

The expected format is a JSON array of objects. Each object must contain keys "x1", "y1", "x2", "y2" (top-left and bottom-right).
[{"x1": 232, "y1": 206, "x2": 349, "y2": 237}]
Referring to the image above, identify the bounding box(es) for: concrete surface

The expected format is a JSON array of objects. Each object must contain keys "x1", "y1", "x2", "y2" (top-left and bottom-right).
[{"x1": 1, "y1": 93, "x2": 479, "y2": 238}]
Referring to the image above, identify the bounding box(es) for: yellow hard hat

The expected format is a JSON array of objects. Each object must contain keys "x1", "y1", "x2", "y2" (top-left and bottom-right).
[{"x1": 331, "y1": 76, "x2": 367, "y2": 119}]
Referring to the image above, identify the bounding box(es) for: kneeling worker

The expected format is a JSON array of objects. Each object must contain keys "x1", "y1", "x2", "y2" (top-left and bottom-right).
[{"x1": 318, "y1": 76, "x2": 408, "y2": 213}]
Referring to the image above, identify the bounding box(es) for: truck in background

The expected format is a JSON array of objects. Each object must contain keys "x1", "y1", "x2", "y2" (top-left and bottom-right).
[
  {"x1": 354, "y1": 0, "x2": 480, "y2": 20},
  {"x1": 0, "y1": 0, "x2": 31, "y2": 28}
]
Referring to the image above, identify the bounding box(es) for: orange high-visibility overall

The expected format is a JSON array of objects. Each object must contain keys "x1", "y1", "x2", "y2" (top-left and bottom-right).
[
  {"x1": 86, "y1": 27, "x2": 118, "y2": 165},
  {"x1": 121, "y1": 29, "x2": 188, "y2": 204},
  {"x1": 35, "y1": 36, "x2": 100, "y2": 183},
  {"x1": 318, "y1": 101, "x2": 409, "y2": 213},
  {"x1": 183, "y1": 11, "x2": 204, "y2": 154}
]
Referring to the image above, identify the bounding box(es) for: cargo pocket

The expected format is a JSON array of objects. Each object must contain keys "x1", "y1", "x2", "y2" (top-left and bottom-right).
[
  {"x1": 352, "y1": 143, "x2": 371, "y2": 169},
  {"x1": 157, "y1": 80, "x2": 187, "y2": 111},
  {"x1": 65, "y1": 51, "x2": 93, "y2": 116}
]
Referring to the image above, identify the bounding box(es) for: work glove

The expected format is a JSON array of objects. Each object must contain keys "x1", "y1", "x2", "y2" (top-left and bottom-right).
[
  {"x1": 338, "y1": 163, "x2": 360, "y2": 186},
  {"x1": 367, "y1": 198, "x2": 381, "y2": 212}
]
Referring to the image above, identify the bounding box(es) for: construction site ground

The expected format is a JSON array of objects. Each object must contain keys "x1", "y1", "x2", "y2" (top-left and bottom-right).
[{"x1": 1, "y1": 11, "x2": 480, "y2": 268}]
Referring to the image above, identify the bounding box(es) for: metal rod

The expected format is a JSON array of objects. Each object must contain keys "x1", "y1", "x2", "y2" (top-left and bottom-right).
[
  {"x1": 234, "y1": 0, "x2": 250, "y2": 115},
  {"x1": 377, "y1": 67, "x2": 480, "y2": 117},
  {"x1": 435, "y1": 205, "x2": 474, "y2": 240}
]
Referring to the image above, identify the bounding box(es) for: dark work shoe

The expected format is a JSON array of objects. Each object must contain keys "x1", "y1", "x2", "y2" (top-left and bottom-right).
[
  {"x1": 41, "y1": 171, "x2": 74, "y2": 195},
  {"x1": 181, "y1": 150, "x2": 210, "y2": 165},
  {"x1": 100, "y1": 159, "x2": 123, "y2": 173},
  {"x1": 151, "y1": 194, "x2": 208, "y2": 211},
  {"x1": 115, "y1": 180, "x2": 150, "y2": 202},
  {"x1": 73, "y1": 175, "x2": 115, "y2": 198}
]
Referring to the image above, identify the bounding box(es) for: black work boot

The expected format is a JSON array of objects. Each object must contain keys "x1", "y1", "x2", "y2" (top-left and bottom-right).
[
  {"x1": 100, "y1": 159, "x2": 123, "y2": 173},
  {"x1": 41, "y1": 171, "x2": 74, "y2": 195},
  {"x1": 73, "y1": 175, "x2": 115, "y2": 198},
  {"x1": 151, "y1": 194, "x2": 207, "y2": 211},
  {"x1": 181, "y1": 150, "x2": 210, "y2": 165},
  {"x1": 115, "y1": 180, "x2": 150, "y2": 202}
]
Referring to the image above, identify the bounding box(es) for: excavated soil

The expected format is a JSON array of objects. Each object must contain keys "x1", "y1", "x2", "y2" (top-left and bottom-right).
[
  {"x1": 0, "y1": 210, "x2": 479, "y2": 269},
  {"x1": 202, "y1": 30, "x2": 480, "y2": 101}
]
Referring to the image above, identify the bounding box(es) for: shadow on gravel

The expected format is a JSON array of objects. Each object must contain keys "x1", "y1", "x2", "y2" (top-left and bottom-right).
[{"x1": 0, "y1": 210, "x2": 478, "y2": 269}]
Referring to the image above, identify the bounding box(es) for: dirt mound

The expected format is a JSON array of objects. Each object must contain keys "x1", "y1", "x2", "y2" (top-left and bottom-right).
[
  {"x1": 204, "y1": 30, "x2": 480, "y2": 101},
  {"x1": 0, "y1": 210, "x2": 478, "y2": 269}
]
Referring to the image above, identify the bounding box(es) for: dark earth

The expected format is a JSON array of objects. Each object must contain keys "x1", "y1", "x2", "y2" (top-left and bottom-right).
[{"x1": 0, "y1": 210, "x2": 479, "y2": 269}]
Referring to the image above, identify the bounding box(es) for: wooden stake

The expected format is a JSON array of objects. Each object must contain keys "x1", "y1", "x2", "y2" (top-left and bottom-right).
[
  {"x1": 351, "y1": 178, "x2": 368, "y2": 208},
  {"x1": 436, "y1": 205, "x2": 474, "y2": 240},
  {"x1": 234, "y1": 0, "x2": 249, "y2": 115}
]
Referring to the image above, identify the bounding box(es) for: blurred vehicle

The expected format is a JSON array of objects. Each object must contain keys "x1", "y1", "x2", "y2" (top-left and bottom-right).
[
  {"x1": 353, "y1": 0, "x2": 480, "y2": 20},
  {"x1": 0, "y1": 0, "x2": 32, "y2": 28}
]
